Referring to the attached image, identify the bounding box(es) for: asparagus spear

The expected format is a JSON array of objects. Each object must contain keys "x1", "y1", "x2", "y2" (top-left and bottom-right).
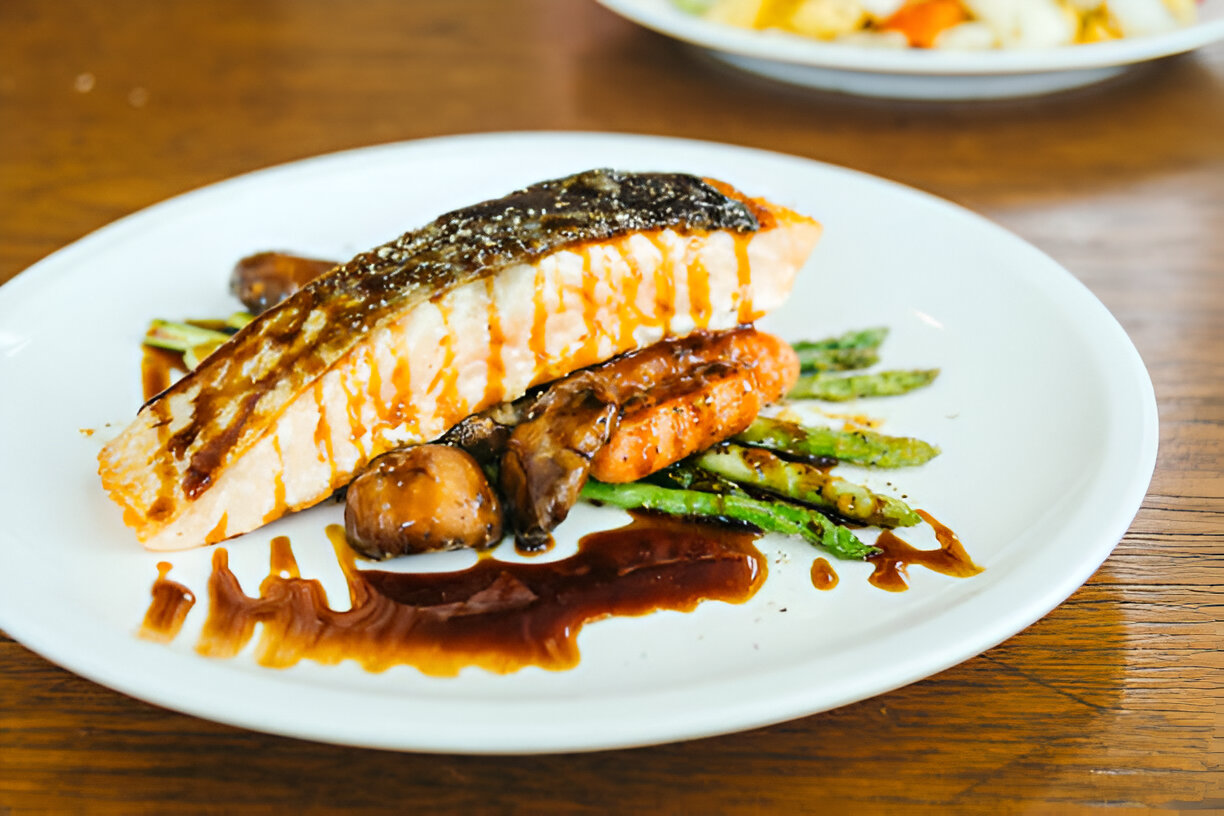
[
  {"x1": 789, "y1": 369, "x2": 939, "y2": 402},
  {"x1": 794, "y1": 327, "x2": 888, "y2": 352},
  {"x1": 792, "y1": 327, "x2": 888, "y2": 373},
  {"x1": 183, "y1": 318, "x2": 230, "y2": 332},
  {"x1": 182, "y1": 341, "x2": 224, "y2": 370},
  {"x1": 143, "y1": 319, "x2": 230, "y2": 353},
  {"x1": 736, "y1": 416, "x2": 939, "y2": 468},
  {"x1": 694, "y1": 444, "x2": 921, "y2": 528},
  {"x1": 651, "y1": 462, "x2": 749, "y2": 496},
  {"x1": 225, "y1": 311, "x2": 254, "y2": 330},
  {"x1": 580, "y1": 479, "x2": 877, "y2": 560},
  {"x1": 796, "y1": 346, "x2": 880, "y2": 373}
]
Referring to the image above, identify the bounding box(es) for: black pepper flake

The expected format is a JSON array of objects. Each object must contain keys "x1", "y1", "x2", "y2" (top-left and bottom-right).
[{"x1": 150, "y1": 169, "x2": 758, "y2": 499}]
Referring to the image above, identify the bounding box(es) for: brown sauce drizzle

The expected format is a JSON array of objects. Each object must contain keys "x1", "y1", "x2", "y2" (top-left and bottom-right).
[
  {"x1": 366, "y1": 344, "x2": 387, "y2": 425},
  {"x1": 868, "y1": 509, "x2": 982, "y2": 592},
  {"x1": 264, "y1": 436, "x2": 286, "y2": 525},
  {"x1": 145, "y1": 398, "x2": 182, "y2": 525},
  {"x1": 311, "y1": 380, "x2": 333, "y2": 466},
  {"x1": 141, "y1": 346, "x2": 188, "y2": 403},
  {"x1": 733, "y1": 233, "x2": 755, "y2": 324},
  {"x1": 810, "y1": 557, "x2": 838, "y2": 590},
  {"x1": 139, "y1": 562, "x2": 196, "y2": 643},
  {"x1": 169, "y1": 515, "x2": 764, "y2": 675},
  {"x1": 688, "y1": 250, "x2": 714, "y2": 329},
  {"x1": 578, "y1": 248, "x2": 602, "y2": 368},
  {"x1": 144, "y1": 408, "x2": 178, "y2": 523},
  {"x1": 268, "y1": 535, "x2": 299, "y2": 576},
  {"x1": 515, "y1": 533, "x2": 556, "y2": 557},
  {"x1": 433, "y1": 299, "x2": 465, "y2": 423},
  {"x1": 204, "y1": 512, "x2": 228, "y2": 544},
  {"x1": 617, "y1": 237, "x2": 645, "y2": 346},
  {"x1": 388, "y1": 356, "x2": 418, "y2": 436},
  {"x1": 140, "y1": 509, "x2": 980, "y2": 673},
  {"x1": 484, "y1": 277, "x2": 507, "y2": 406},
  {"x1": 529, "y1": 263, "x2": 550, "y2": 375},
  {"x1": 339, "y1": 365, "x2": 369, "y2": 452},
  {"x1": 648, "y1": 234, "x2": 676, "y2": 333}
]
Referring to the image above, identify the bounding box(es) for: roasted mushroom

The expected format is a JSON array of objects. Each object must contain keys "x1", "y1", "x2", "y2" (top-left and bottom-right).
[
  {"x1": 229, "y1": 251, "x2": 336, "y2": 315},
  {"x1": 344, "y1": 445, "x2": 503, "y2": 559}
]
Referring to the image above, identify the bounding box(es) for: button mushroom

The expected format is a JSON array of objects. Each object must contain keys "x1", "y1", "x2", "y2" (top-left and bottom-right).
[
  {"x1": 344, "y1": 445, "x2": 504, "y2": 559},
  {"x1": 229, "y1": 251, "x2": 336, "y2": 315}
]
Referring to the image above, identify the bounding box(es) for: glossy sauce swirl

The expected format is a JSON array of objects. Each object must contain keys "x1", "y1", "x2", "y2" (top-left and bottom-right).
[
  {"x1": 868, "y1": 510, "x2": 982, "y2": 592},
  {"x1": 143, "y1": 514, "x2": 766, "y2": 675},
  {"x1": 810, "y1": 557, "x2": 839, "y2": 590},
  {"x1": 140, "y1": 347, "x2": 188, "y2": 403},
  {"x1": 139, "y1": 562, "x2": 195, "y2": 642},
  {"x1": 139, "y1": 513, "x2": 979, "y2": 672}
]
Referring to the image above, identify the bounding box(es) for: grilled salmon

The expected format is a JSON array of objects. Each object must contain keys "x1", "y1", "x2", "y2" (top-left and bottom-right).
[{"x1": 98, "y1": 169, "x2": 821, "y2": 551}]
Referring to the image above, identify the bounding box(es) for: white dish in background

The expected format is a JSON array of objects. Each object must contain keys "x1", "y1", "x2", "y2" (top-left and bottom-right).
[
  {"x1": 597, "y1": 0, "x2": 1224, "y2": 98},
  {"x1": 0, "y1": 132, "x2": 1156, "y2": 753}
]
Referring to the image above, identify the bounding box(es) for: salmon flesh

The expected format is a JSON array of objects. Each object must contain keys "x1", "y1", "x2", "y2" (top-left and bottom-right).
[{"x1": 98, "y1": 169, "x2": 822, "y2": 550}]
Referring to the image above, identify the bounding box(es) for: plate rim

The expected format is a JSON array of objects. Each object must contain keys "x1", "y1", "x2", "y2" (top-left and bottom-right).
[
  {"x1": 596, "y1": 0, "x2": 1224, "y2": 76},
  {"x1": 0, "y1": 131, "x2": 1159, "y2": 753}
]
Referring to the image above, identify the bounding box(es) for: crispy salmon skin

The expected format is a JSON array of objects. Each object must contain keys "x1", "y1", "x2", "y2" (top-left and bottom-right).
[{"x1": 99, "y1": 169, "x2": 821, "y2": 550}]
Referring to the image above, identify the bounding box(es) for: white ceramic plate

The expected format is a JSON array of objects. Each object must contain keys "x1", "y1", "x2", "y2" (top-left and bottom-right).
[
  {"x1": 0, "y1": 133, "x2": 1156, "y2": 754},
  {"x1": 597, "y1": 0, "x2": 1224, "y2": 98}
]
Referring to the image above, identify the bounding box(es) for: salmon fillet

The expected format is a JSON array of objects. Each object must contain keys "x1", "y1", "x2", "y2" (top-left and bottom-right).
[{"x1": 98, "y1": 169, "x2": 821, "y2": 551}]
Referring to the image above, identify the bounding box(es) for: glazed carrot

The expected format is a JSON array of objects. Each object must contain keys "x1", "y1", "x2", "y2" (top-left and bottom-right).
[
  {"x1": 589, "y1": 366, "x2": 761, "y2": 483},
  {"x1": 589, "y1": 332, "x2": 799, "y2": 483},
  {"x1": 881, "y1": 0, "x2": 970, "y2": 48},
  {"x1": 741, "y1": 331, "x2": 801, "y2": 406}
]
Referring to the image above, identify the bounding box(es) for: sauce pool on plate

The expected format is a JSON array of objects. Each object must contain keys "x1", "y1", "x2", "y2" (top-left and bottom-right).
[
  {"x1": 139, "y1": 510, "x2": 980, "y2": 673},
  {"x1": 810, "y1": 557, "x2": 839, "y2": 590},
  {"x1": 141, "y1": 514, "x2": 767, "y2": 676},
  {"x1": 868, "y1": 509, "x2": 981, "y2": 592},
  {"x1": 139, "y1": 562, "x2": 196, "y2": 643}
]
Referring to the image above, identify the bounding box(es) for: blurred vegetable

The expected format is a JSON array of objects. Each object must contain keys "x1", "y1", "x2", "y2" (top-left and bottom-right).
[
  {"x1": 792, "y1": 326, "x2": 886, "y2": 373},
  {"x1": 881, "y1": 0, "x2": 970, "y2": 47},
  {"x1": 961, "y1": 0, "x2": 1077, "y2": 46},
  {"x1": 144, "y1": 320, "x2": 228, "y2": 354},
  {"x1": 789, "y1": 368, "x2": 939, "y2": 401},
  {"x1": 670, "y1": 0, "x2": 1193, "y2": 47},
  {"x1": 144, "y1": 314, "x2": 253, "y2": 371},
  {"x1": 787, "y1": 0, "x2": 867, "y2": 39}
]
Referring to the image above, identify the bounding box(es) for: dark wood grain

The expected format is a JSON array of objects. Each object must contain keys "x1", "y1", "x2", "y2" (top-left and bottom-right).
[{"x1": 1, "y1": 1, "x2": 1221, "y2": 812}]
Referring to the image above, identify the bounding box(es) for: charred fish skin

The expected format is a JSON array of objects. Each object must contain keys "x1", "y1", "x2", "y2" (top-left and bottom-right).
[
  {"x1": 100, "y1": 169, "x2": 821, "y2": 550},
  {"x1": 149, "y1": 170, "x2": 760, "y2": 499}
]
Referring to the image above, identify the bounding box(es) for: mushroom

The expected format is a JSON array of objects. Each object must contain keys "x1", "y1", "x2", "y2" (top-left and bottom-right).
[{"x1": 344, "y1": 445, "x2": 503, "y2": 559}]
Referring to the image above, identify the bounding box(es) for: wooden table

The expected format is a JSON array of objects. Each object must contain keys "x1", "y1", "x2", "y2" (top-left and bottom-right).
[{"x1": 2, "y1": 1, "x2": 1220, "y2": 811}]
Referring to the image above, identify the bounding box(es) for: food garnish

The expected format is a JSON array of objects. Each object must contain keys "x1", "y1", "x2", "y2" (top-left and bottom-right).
[
  {"x1": 788, "y1": 368, "x2": 940, "y2": 401},
  {"x1": 676, "y1": 0, "x2": 1197, "y2": 49},
  {"x1": 136, "y1": 311, "x2": 945, "y2": 565},
  {"x1": 791, "y1": 326, "x2": 887, "y2": 373},
  {"x1": 120, "y1": 170, "x2": 979, "y2": 675},
  {"x1": 735, "y1": 416, "x2": 940, "y2": 467},
  {"x1": 580, "y1": 478, "x2": 877, "y2": 559},
  {"x1": 343, "y1": 445, "x2": 504, "y2": 559},
  {"x1": 100, "y1": 169, "x2": 820, "y2": 551},
  {"x1": 691, "y1": 443, "x2": 922, "y2": 528},
  {"x1": 229, "y1": 251, "x2": 334, "y2": 315}
]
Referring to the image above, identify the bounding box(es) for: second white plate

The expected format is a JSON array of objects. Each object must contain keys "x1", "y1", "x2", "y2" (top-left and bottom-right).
[{"x1": 598, "y1": 0, "x2": 1224, "y2": 98}]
